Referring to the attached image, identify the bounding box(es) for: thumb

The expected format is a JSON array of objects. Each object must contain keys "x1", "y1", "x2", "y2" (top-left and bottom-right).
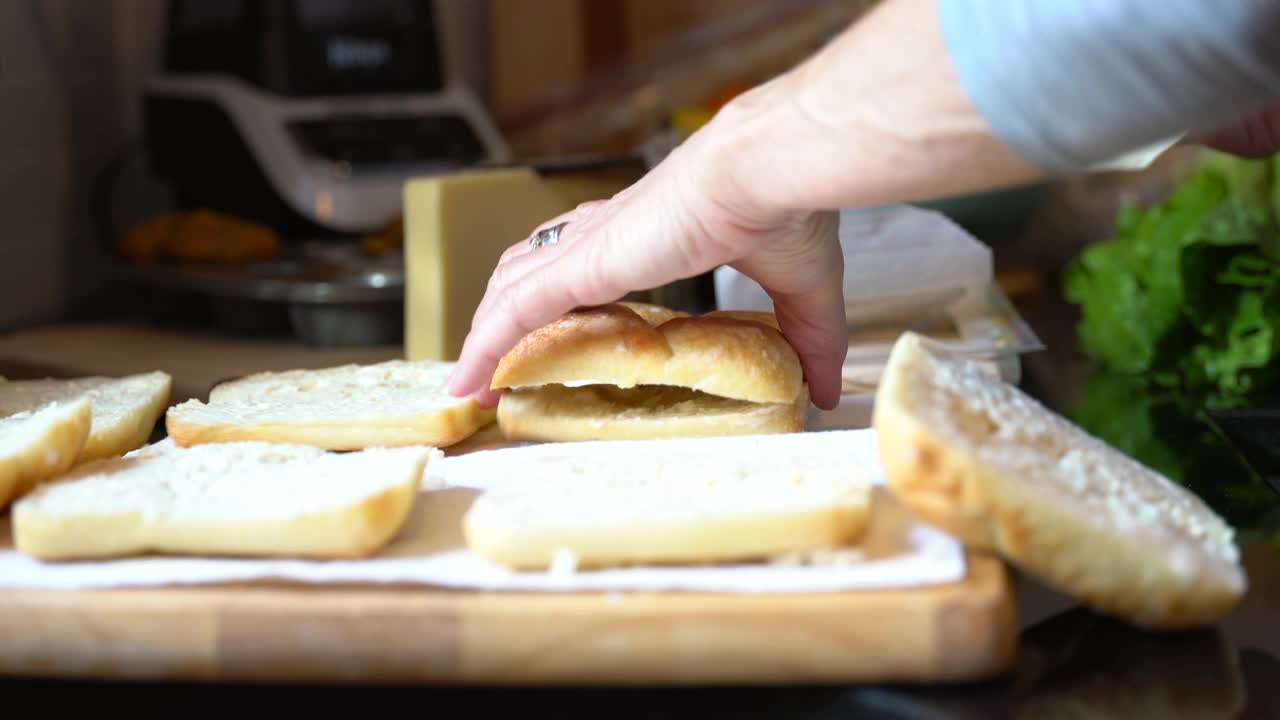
[{"x1": 767, "y1": 261, "x2": 847, "y2": 411}]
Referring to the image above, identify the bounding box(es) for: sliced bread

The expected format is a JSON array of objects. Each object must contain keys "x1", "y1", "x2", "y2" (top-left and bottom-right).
[
  {"x1": 462, "y1": 432, "x2": 874, "y2": 569},
  {"x1": 0, "y1": 371, "x2": 171, "y2": 464},
  {"x1": 873, "y1": 331, "x2": 1247, "y2": 628},
  {"x1": 12, "y1": 441, "x2": 435, "y2": 560},
  {"x1": 165, "y1": 359, "x2": 494, "y2": 450},
  {"x1": 0, "y1": 398, "x2": 92, "y2": 510}
]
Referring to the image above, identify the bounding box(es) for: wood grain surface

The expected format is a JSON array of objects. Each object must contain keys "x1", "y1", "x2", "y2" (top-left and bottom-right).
[{"x1": 0, "y1": 484, "x2": 1017, "y2": 685}]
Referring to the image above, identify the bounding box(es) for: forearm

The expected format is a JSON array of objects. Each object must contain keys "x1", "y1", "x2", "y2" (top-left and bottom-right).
[
  {"x1": 706, "y1": 0, "x2": 1280, "y2": 223},
  {"x1": 703, "y1": 0, "x2": 1041, "y2": 224}
]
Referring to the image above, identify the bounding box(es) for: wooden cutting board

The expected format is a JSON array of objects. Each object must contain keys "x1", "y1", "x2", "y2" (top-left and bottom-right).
[
  {"x1": 0, "y1": 425, "x2": 1017, "y2": 685},
  {"x1": 0, "y1": 550, "x2": 1014, "y2": 685},
  {"x1": 0, "y1": 327, "x2": 1018, "y2": 685}
]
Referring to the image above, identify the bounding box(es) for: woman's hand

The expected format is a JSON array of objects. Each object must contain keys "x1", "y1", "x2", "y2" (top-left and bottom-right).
[
  {"x1": 445, "y1": 80, "x2": 849, "y2": 412},
  {"x1": 445, "y1": 0, "x2": 1048, "y2": 413}
]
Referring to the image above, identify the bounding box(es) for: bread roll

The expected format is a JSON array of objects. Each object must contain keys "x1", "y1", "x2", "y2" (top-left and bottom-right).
[{"x1": 490, "y1": 303, "x2": 808, "y2": 441}]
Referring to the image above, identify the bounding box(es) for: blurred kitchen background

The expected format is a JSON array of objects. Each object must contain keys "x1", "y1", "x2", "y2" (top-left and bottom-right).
[{"x1": 0, "y1": 0, "x2": 1229, "y2": 412}]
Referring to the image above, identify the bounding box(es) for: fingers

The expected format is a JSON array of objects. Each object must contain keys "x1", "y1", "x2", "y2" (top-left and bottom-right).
[
  {"x1": 472, "y1": 235, "x2": 567, "y2": 333},
  {"x1": 467, "y1": 201, "x2": 606, "y2": 340},
  {"x1": 468, "y1": 385, "x2": 503, "y2": 409},
  {"x1": 495, "y1": 201, "x2": 606, "y2": 267},
  {"x1": 448, "y1": 171, "x2": 850, "y2": 414},
  {"x1": 725, "y1": 210, "x2": 845, "y2": 410},
  {"x1": 447, "y1": 236, "x2": 621, "y2": 399},
  {"x1": 449, "y1": 183, "x2": 729, "y2": 400}
]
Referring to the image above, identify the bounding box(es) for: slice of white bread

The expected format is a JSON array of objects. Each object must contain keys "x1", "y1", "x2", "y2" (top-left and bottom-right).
[
  {"x1": 491, "y1": 302, "x2": 808, "y2": 442},
  {"x1": 0, "y1": 371, "x2": 171, "y2": 464},
  {"x1": 462, "y1": 432, "x2": 873, "y2": 569},
  {"x1": 12, "y1": 440, "x2": 435, "y2": 561},
  {"x1": 165, "y1": 359, "x2": 495, "y2": 450},
  {"x1": 0, "y1": 398, "x2": 92, "y2": 510},
  {"x1": 873, "y1": 331, "x2": 1247, "y2": 628}
]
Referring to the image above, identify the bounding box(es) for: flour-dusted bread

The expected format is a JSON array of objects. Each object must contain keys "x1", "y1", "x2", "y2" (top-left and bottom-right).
[
  {"x1": 873, "y1": 331, "x2": 1247, "y2": 628},
  {"x1": 0, "y1": 398, "x2": 92, "y2": 510},
  {"x1": 12, "y1": 440, "x2": 436, "y2": 561},
  {"x1": 165, "y1": 359, "x2": 494, "y2": 450},
  {"x1": 490, "y1": 302, "x2": 808, "y2": 442},
  {"x1": 462, "y1": 431, "x2": 873, "y2": 569},
  {"x1": 0, "y1": 371, "x2": 171, "y2": 464}
]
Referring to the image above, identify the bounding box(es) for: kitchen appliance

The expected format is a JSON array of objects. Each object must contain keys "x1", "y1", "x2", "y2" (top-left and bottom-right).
[
  {"x1": 142, "y1": 0, "x2": 509, "y2": 237},
  {"x1": 118, "y1": 0, "x2": 509, "y2": 347}
]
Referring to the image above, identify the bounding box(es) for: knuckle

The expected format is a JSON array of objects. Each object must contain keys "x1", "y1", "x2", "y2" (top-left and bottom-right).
[
  {"x1": 574, "y1": 199, "x2": 606, "y2": 215},
  {"x1": 494, "y1": 283, "x2": 534, "y2": 334},
  {"x1": 486, "y1": 261, "x2": 512, "y2": 294},
  {"x1": 498, "y1": 242, "x2": 526, "y2": 265},
  {"x1": 574, "y1": 242, "x2": 618, "y2": 306}
]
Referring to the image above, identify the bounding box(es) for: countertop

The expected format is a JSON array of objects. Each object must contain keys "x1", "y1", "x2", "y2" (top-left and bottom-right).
[{"x1": 2, "y1": 306, "x2": 1279, "y2": 717}]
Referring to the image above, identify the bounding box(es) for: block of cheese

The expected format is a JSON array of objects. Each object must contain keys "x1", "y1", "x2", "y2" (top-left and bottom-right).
[{"x1": 403, "y1": 166, "x2": 636, "y2": 362}]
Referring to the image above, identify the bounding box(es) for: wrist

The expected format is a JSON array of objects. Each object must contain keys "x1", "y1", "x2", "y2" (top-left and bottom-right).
[
  {"x1": 691, "y1": 72, "x2": 815, "y2": 231},
  {"x1": 701, "y1": 0, "x2": 1043, "y2": 220}
]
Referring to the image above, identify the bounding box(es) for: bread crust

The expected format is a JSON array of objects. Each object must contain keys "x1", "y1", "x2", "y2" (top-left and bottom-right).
[
  {"x1": 873, "y1": 332, "x2": 1247, "y2": 628},
  {"x1": 0, "y1": 399, "x2": 92, "y2": 511},
  {"x1": 465, "y1": 498, "x2": 869, "y2": 570},
  {"x1": 79, "y1": 372, "x2": 172, "y2": 464},
  {"x1": 491, "y1": 303, "x2": 804, "y2": 405},
  {"x1": 167, "y1": 405, "x2": 493, "y2": 451},
  {"x1": 12, "y1": 446, "x2": 427, "y2": 561}
]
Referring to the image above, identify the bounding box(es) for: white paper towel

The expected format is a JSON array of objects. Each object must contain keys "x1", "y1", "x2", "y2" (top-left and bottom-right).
[{"x1": 0, "y1": 430, "x2": 966, "y2": 593}]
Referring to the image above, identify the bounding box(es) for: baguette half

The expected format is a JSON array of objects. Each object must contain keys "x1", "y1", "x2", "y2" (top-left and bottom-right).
[
  {"x1": 0, "y1": 371, "x2": 171, "y2": 464},
  {"x1": 873, "y1": 331, "x2": 1246, "y2": 628},
  {"x1": 13, "y1": 441, "x2": 434, "y2": 561},
  {"x1": 166, "y1": 359, "x2": 494, "y2": 450},
  {"x1": 0, "y1": 398, "x2": 92, "y2": 510},
  {"x1": 463, "y1": 432, "x2": 873, "y2": 569}
]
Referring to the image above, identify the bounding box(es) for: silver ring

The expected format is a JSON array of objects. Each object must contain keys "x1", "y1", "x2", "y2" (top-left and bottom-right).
[{"x1": 530, "y1": 221, "x2": 567, "y2": 250}]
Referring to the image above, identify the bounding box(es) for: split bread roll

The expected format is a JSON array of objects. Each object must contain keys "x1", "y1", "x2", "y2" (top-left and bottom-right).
[
  {"x1": 491, "y1": 302, "x2": 809, "y2": 441},
  {"x1": 0, "y1": 371, "x2": 172, "y2": 464},
  {"x1": 12, "y1": 440, "x2": 435, "y2": 561},
  {"x1": 166, "y1": 359, "x2": 495, "y2": 450},
  {"x1": 463, "y1": 432, "x2": 873, "y2": 569},
  {"x1": 873, "y1": 331, "x2": 1247, "y2": 628},
  {"x1": 0, "y1": 398, "x2": 92, "y2": 510}
]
